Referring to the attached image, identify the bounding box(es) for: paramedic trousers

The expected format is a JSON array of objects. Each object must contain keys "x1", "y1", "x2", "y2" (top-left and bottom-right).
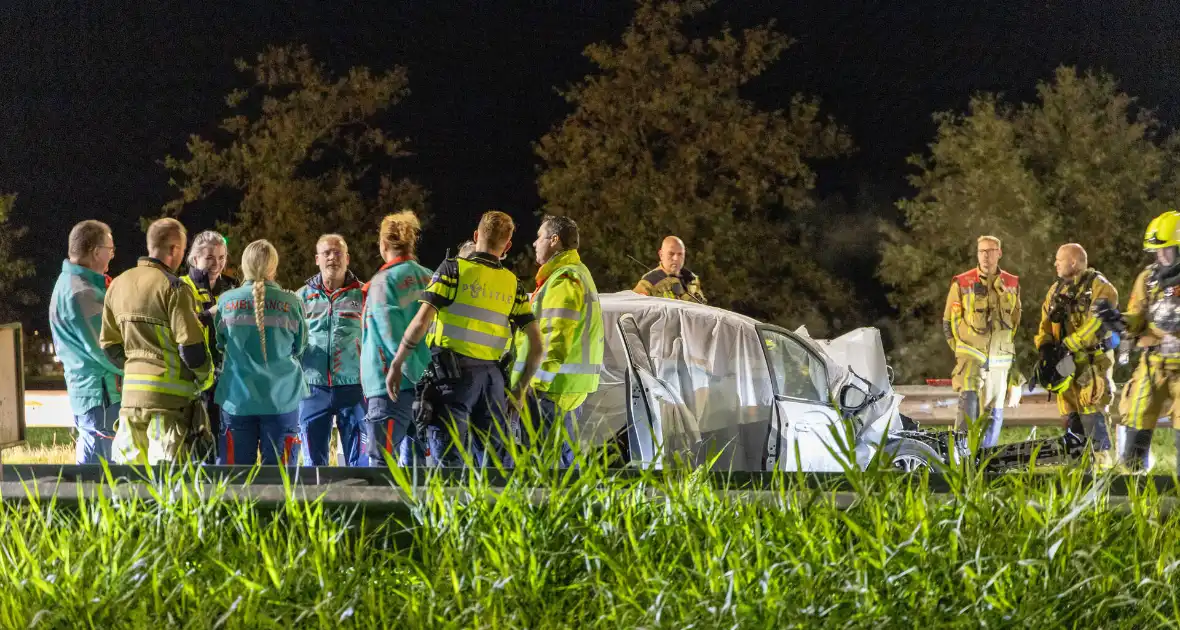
[
  {"x1": 365, "y1": 389, "x2": 428, "y2": 467},
  {"x1": 219, "y1": 409, "x2": 301, "y2": 466},
  {"x1": 299, "y1": 384, "x2": 368, "y2": 467},
  {"x1": 75, "y1": 398, "x2": 119, "y2": 465},
  {"x1": 431, "y1": 358, "x2": 511, "y2": 469}
]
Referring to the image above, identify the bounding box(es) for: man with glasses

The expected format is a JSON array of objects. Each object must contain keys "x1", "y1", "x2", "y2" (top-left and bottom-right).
[
  {"x1": 942, "y1": 235, "x2": 1023, "y2": 447},
  {"x1": 50, "y1": 220, "x2": 123, "y2": 463}
]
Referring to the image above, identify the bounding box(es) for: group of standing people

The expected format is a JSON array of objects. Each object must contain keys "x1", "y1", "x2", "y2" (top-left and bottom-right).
[
  {"x1": 51, "y1": 209, "x2": 703, "y2": 469},
  {"x1": 943, "y1": 210, "x2": 1180, "y2": 471}
]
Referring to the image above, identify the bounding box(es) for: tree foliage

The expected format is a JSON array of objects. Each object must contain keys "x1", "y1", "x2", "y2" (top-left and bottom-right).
[
  {"x1": 0, "y1": 194, "x2": 35, "y2": 322},
  {"x1": 880, "y1": 66, "x2": 1180, "y2": 381},
  {"x1": 534, "y1": 0, "x2": 853, "y2": 333},
  {"x1": 162, "y1": 44, "x2": 427, "y2": 287}
]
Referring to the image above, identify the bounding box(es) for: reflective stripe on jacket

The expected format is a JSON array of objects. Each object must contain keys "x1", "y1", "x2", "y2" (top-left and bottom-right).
[
  {"x1": 100, "y1": 257, "x2": 212, "y2": 410},
  {"x1": 49, "y1": 260, "x2": 123, "y2": 415},
  {"x1": 298, "y1": 271, "x2": 364, "y2": 388},
  {"x1": 360, "y1": 257, "x2": 433, "y2": 397},
  {"x1": 421, "y1": 253, "x2": 534, "y2": 362},
  {"x1": 214, "y1": 281, "x2": 310, "y2": 416},
  {"x1": 511, "y1": 249, "x2": 605, "y2": 395}
]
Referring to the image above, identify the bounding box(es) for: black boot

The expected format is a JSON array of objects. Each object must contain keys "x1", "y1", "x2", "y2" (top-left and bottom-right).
[
  {"x1": 1120, "y1": 427, "x2": 1154, "y2": 471},
  {"x1": 1063, "y1": 412, "x2": 1084, "y2": 436}
]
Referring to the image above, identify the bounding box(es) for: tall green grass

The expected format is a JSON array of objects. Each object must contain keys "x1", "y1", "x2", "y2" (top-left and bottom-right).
[{"x1": 2, "y1": 435, "x2": 1180, "y2": 628}]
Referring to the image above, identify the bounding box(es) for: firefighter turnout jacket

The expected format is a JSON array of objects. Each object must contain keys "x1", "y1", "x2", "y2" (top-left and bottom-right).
[
  {"x1": 100, "y1": 257, "x2": 213, "y2": 410},
  {"x1": 634, "y1": 267, "x2": 706, "y2": 303},
  {"x1": 1034, "y1": 269, "x2": 1118, "y2": 354},
  {"x1": 942, "y1": 267, "x2": 1022, "y2": 371}
]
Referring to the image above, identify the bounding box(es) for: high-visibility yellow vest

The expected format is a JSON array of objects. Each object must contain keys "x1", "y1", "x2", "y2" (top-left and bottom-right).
[
  {"x1": 511, "y1": 250, "x2": 605, "y2": 394},
  {"x1": 181, "y1": 275, "x2": 212, "y2": 348},
  {"x1": 429, "y1": 259, "x2": 519, "y2": 361}
]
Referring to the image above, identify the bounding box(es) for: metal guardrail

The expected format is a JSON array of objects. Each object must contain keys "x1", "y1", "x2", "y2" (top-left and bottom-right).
[{"x1": 896, "y1": 384, "x2": 1172, "y2": 428}]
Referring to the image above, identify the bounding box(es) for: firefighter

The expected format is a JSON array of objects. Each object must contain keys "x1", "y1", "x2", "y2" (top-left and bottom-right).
[
  {"x1": 296, "y1": 234, "x2": 367, "y2": 467},
  {"x1": 1111, "y1": 210, "x2": 1180, "y2": 470},
  {"x1": 942, "y1": 235, "x2": 1022, "y2": 448},
  {"x1": 181, "y1": 230, "x2": 239, "y2": 462},
  {"x1": 50, "y1": 220, "x2": 123, "y2": 464},
  {"x1": 100, "y1": 218, "x2": 214, "y2": 465},
  {"x1": 1032, "y1": 243, "x2": 1117, "y2": 461},
  {"x1": 360, "y1": 212, "x2": 434, "y2": 466},
  {"x1": 510, "y1": 215, "x2": 605, "y2": 468},
  {"x1": 633, "y1": 236, "x2": 706, "y2": 303},
  {"x1": 214, "y1": 239, "x2": 309, "y2": 466},
  {"x1": 384, "y1": 210, "x2": 543, "y2": 468}
]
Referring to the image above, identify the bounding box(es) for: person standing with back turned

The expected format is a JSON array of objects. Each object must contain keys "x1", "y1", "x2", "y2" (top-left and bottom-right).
[
  {"x1": 215, "y1": 240, "x2": 310, "y2": 465},
  {"x1": 384, "y1": 210, "x2": 543, "y2": 468},
  {"x1": 100, "y1": 218, "x2": 214, "y2": 465}
]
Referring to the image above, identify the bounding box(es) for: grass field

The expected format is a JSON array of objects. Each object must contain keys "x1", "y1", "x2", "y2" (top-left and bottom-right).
[{"x1": 1, "y1": 443, "x2": 1180, "y2": 627}]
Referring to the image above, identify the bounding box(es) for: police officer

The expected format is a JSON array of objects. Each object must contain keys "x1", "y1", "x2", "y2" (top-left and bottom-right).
[
  {"x1": 361, "y1": 212, "x2": 433, "y2": 466},
  {"x1": 181, "y1": 230, "x2": 239, "y2": 461},
  {"x1": 214, "y1": 239, "x2": 309, "y2": 465},
  {"x1": 1033, "y1": 244, "x2": 1118, "y2": 461},
  {"x1": 942, "y1": 235, "x2": 1022, "y2": 448},
  {"x1": 297, "y1": 234, "x2": 367, "y2": 466},
  {"x1": 634, "y1": 236, "x2": 706, "y2": 303},
  {"x1": 50, "y1": 220, "x2": 123, "y2": 464},
  {"x1": 384, "y1": 210, "x2": 543, "y2": 468},
  {"x1": 1111, "y1": 210, "x2": 1180, "y2": 470},
  {"x1": 100, "y1": 218, "x2": 214, "y2": 465},
  {"x1": 510, "y1": 215, "x2": 604, "y2": 468}
]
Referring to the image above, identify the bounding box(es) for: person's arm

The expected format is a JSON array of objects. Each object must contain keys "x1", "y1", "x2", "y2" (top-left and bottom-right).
[
  {"x1": 533, "y1": 273, "x2": 585, "y2": 385},
  {"x1": 73, "y1": 286, "x2": 124, "y2": 375},
  {"x1": 509, "y1": 279, "x2": 541, "y2": 398},
  {"x1": 1124, "y1": 271, "x2": 1150, "y2": 336},
  {"x1": 99, "y1": 289, "x2": 126, "y2": 369},
  {"x1": 1033, "y1": 285, "x2": 1057, "y2": 350},
  {"x1": 384, "y1": 304, "x2": 438, "y2": 399},
  {"x1": 942, "y1": 281, "x2": 961, "y2": 353},
  {"x1": 1063, "y1": 280, "x2": 1119, "y2": 352},
  {"x1": 171, "y1": 286, "x2": 213, "y2": 389}
]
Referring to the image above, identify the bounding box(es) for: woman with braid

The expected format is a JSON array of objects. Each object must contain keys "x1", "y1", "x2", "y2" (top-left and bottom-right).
[{"x1": 214, "y1": 239, "x2": 310, "y2": 465}]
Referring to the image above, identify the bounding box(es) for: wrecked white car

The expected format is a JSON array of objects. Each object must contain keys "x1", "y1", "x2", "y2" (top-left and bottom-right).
[{"x1": 578, "y1": 292, "x2": 1082, "y2": 472}]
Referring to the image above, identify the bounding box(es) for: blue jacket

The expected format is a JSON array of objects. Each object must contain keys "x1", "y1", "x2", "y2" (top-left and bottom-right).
[
  {"x1": 214, "y1": 281, "x2": 310, "y2": 416},
  {"x1": 296, "y1": 271, "x2": 364, "y2": 388},
  {"x1": 49, "y1": 260, "x2": 123, "y2": 415},
  {"x1": 361, "y1": 257, "x2": 433, "y2": 398}
]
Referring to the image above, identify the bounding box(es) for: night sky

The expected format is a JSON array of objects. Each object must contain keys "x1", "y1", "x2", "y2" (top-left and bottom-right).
[{"x1": 3, "y1": 0, "x2": 1179, "y2": 333}]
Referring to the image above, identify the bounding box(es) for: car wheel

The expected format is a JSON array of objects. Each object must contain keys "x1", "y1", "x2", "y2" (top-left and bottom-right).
[{"x1": 881, "y1": 438, "x2": 944, "y2": 472}]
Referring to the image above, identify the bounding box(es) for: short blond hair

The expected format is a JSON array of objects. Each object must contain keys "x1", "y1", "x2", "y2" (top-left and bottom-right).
[
  {"x1": 977, "y1": 235, "x2": 1002, "y2": 249},
  {"x1": 477, "y1": 210, "x2": 515, "y2": 250},
  {"x1": 147, "y1": 218, "x2": 187, "y2": 255},
  {"x1": 316, "y1": 233, "x2": 348, "y2": 253}
]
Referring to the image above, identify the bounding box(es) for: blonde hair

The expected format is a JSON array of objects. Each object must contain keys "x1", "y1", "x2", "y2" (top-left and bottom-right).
[
  {"x1": 187, "y1": 230, "x2": 227, "y2": 267},
  {"x1": 379, "y1": 210, "x2": 421, "y2": 254},
  {"x1": 147, "y1": 218, "x2": 187, "y2": 257},
  {"x1": 240, "y1": 240, "x2": 279, "y2": 363},
  {"x1": 477, "y1": 210, "x2": 515, "y2": 250},
  {"x1": 977, "y1": 235, "x2": 1002, "y2": 249},
  {"x1": 316, "y1": 233, "x2": 348, "y2": 253}
]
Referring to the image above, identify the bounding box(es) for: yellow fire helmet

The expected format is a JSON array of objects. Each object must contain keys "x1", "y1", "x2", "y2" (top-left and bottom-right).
[{"x1": 1144, "y1": 210, "x2": 1180, "y2": 250}]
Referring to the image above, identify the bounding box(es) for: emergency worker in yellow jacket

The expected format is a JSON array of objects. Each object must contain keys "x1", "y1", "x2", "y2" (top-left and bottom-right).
[
  {"x1": 942, "y1": 235, "x2": 1022, "y2": 448},
  {"x1": 1033, "y1": 244, "x2": 1117, "y2": 456},
  {"x1": 509, "y1": 215, "x2": 604, "y2": 468},
  {"x1": 99, "y1": 218, "x2": 214, "y2": 465},
  {"x1": 385, "y1": 210, "x2": 544, "y2": 468},
  {"x1": 1114, "y1": 210, "x2": 1180, "y2": 470}
]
